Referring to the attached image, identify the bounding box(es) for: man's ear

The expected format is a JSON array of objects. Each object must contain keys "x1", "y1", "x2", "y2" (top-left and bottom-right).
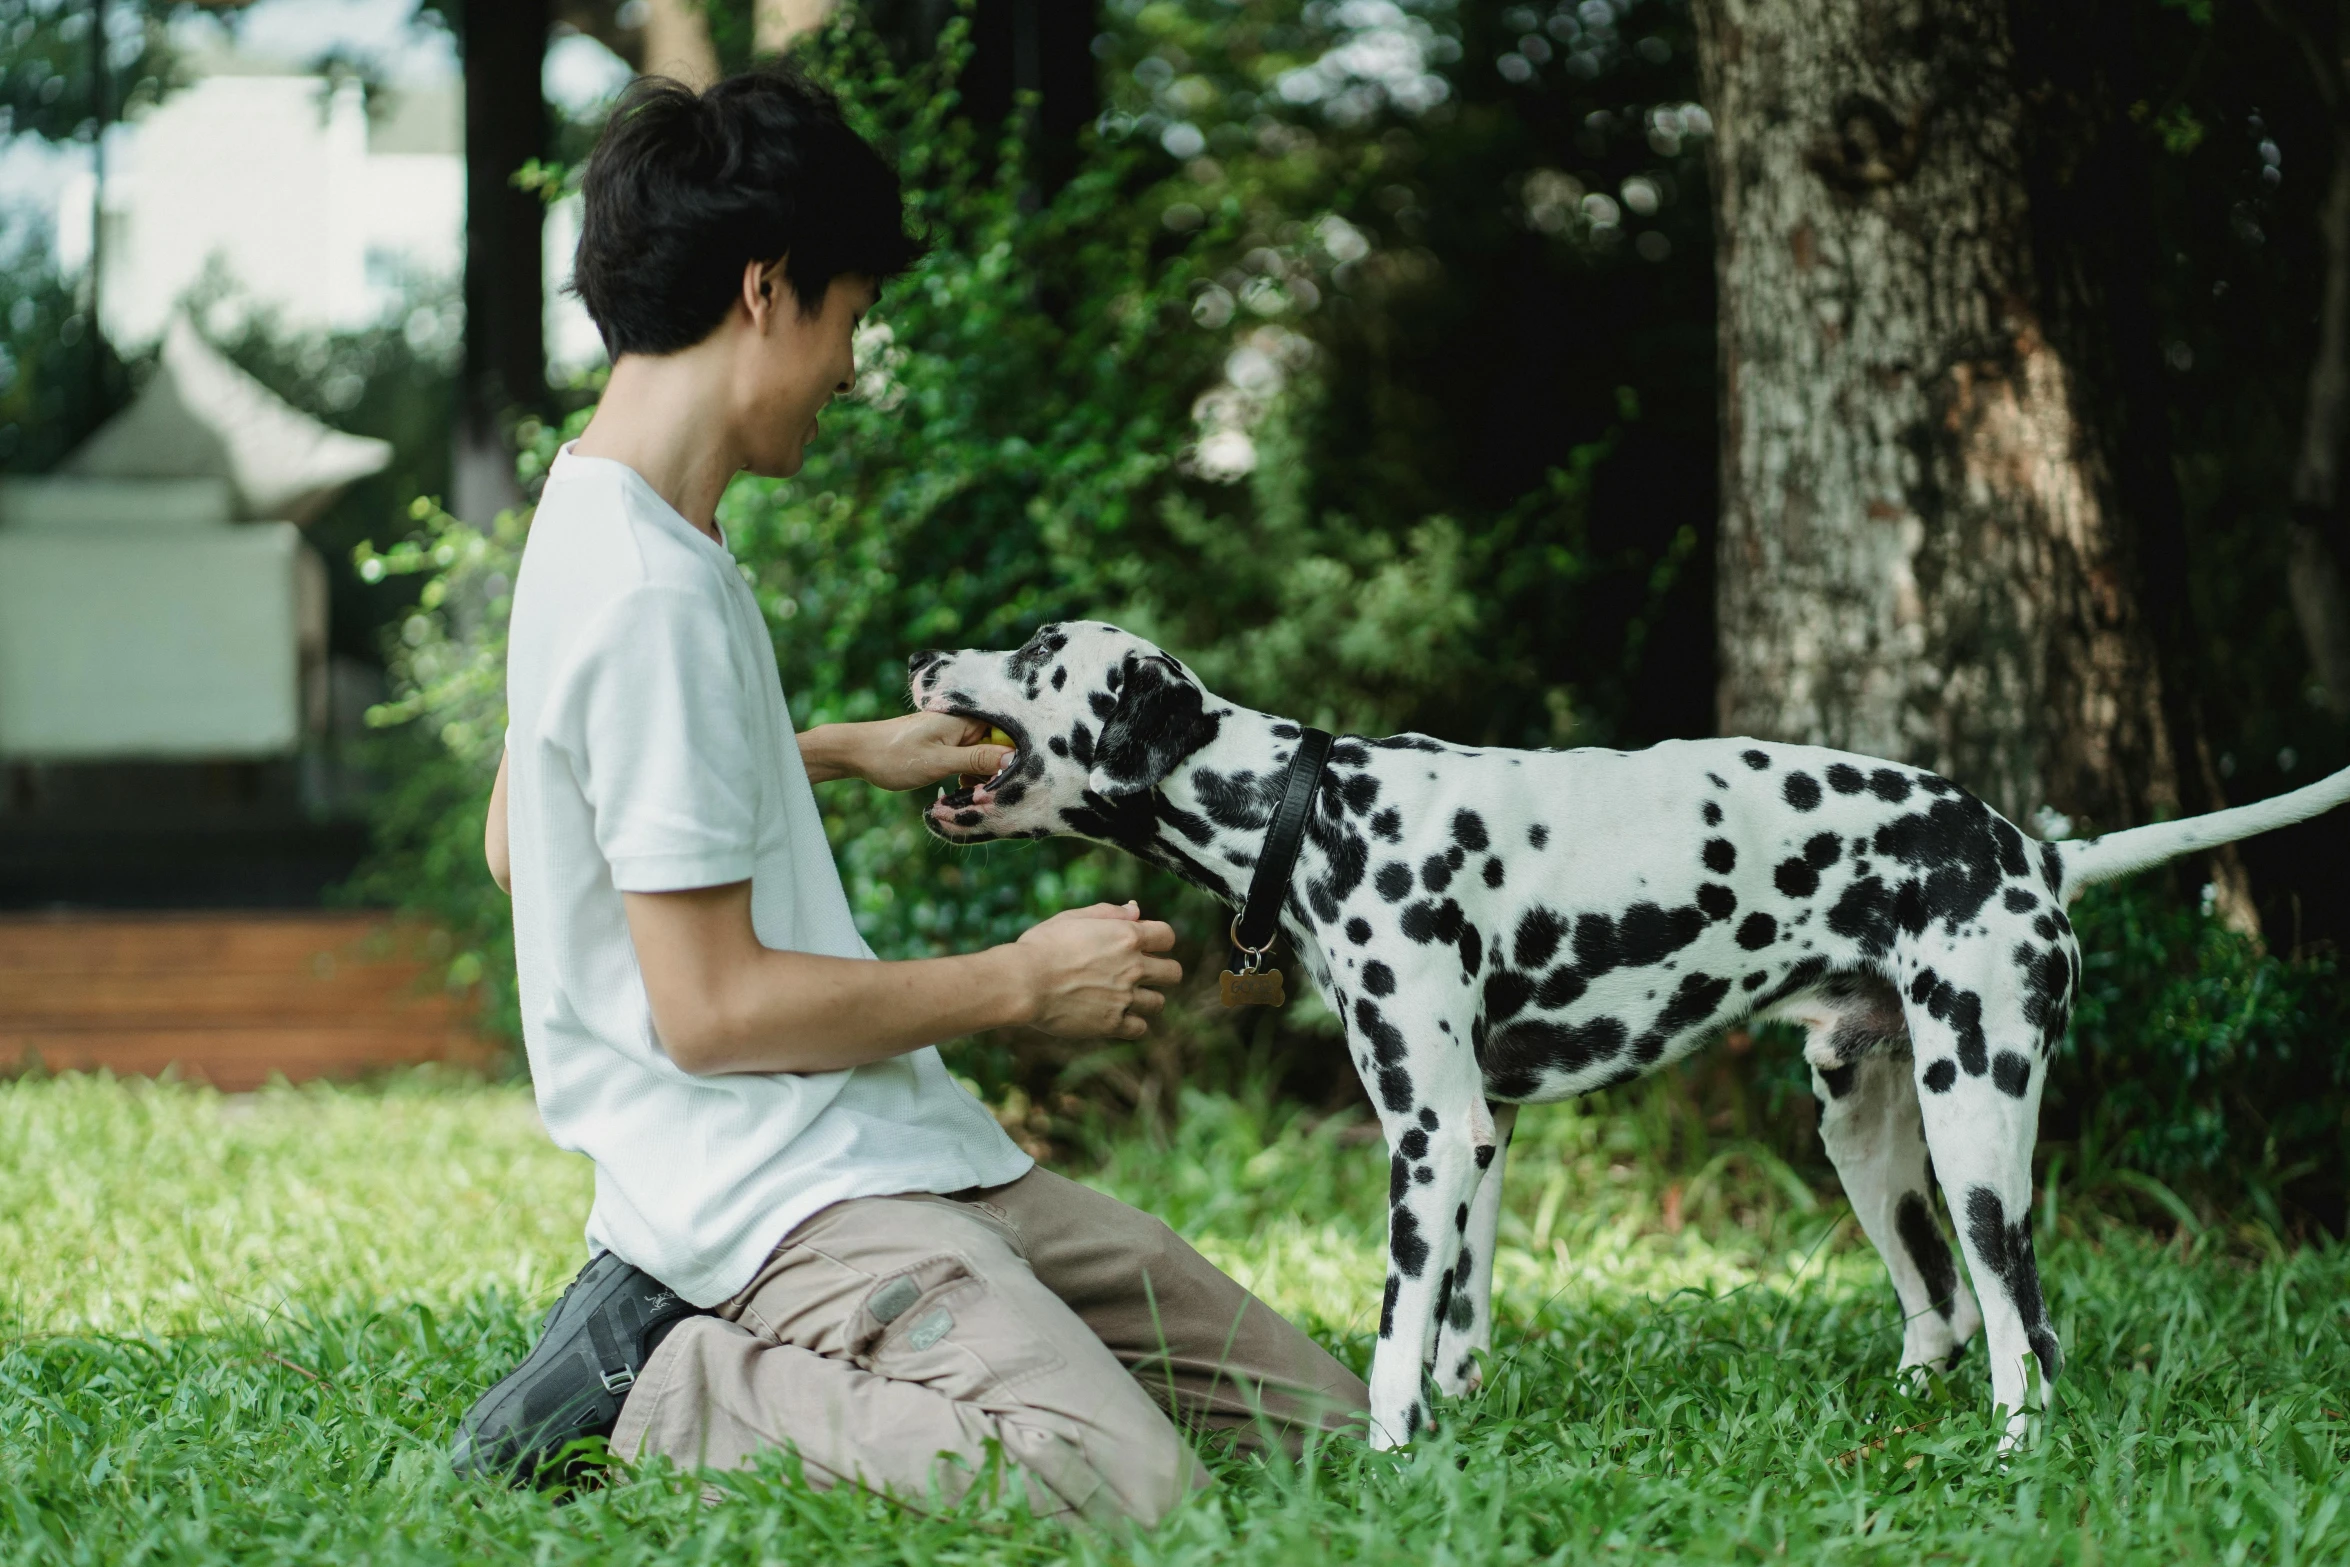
[
  {"x1": 1087, "y1": 653, "x2": 1220, "y2": 795},
  {"x1": 743, "y1": 257, "x2": 787, "y2": 329}
]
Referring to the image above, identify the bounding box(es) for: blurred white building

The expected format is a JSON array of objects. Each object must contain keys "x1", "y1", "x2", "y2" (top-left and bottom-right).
[{"x1": 53, "y1": 45, "x2": 606, "y2": 371}]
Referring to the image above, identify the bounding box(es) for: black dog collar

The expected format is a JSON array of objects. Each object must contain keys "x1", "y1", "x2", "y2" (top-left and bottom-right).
[{"x1": 1221, "y1": 727, "x2": 1334, "y2": 1007}]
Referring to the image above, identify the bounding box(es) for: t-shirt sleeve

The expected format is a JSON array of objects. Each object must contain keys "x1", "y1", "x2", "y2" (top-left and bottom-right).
[{"x1": 550, "y1": 586, "x2": 762, "y2": 892}]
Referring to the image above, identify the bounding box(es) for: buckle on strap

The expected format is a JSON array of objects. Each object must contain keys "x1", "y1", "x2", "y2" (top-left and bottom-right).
[{"x1": 599, "y1": 1366, "x2": 636, "y2": 1394}]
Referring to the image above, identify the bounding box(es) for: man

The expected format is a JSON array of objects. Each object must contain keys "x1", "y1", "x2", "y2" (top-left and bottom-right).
[{"x1": 451, "y1": 64, "x2": 1366, "y2": 1525}]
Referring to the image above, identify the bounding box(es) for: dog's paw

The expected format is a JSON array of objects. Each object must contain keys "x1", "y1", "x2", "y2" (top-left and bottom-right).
[{"x1": 1431, "y1": 1349, "x2": 1484, "y2": 1398}]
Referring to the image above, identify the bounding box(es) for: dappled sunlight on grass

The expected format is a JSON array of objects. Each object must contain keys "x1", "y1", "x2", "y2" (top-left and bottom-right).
[{"x1": 3, "y1": 1071, "x2": 2346, "y2": 1563}]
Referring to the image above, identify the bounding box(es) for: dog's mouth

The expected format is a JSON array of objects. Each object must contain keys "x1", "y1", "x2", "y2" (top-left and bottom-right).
[{"x1": 927, "y1": 708, "x2": 1026, "y2": 830}]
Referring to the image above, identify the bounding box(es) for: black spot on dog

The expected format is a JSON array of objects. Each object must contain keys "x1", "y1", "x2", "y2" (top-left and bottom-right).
[
  {"x1": 1869, "y1": 768, "x2": 1912, "y2": 803},
  {"x1": 1483, "y1": 968, "x2": 1534, "y2": 1024},
  {"x1": 1363, "y1": 961, "x2": 1396, "y2": 997},
  {"x1": 1964, "y1": 1188, "x2": 2061, "y2": 1385},
  {"x1": 1909, "y1": 969, "x2": 1988, "y2": 1075},
  {"x1": 1347, "y1": 918, "x2": 1372, "y2": 945},
  {"x1": 1535, "y1": 967, "x2": 1587, "y2": 1009},
  {"x1": 1398, "y1": 1127, "x2": 1429, "y2": 1160},
  {"x1": 1742, "y1": 971, "x2": 1769, "y2": 990},
  {"x1": 1459, "y1": 925, "x2": 1484, "y2": 978},
  {"x1": 1514, "y1": 908, "x2": 1566, "y2": 969},
  {"x1": 1697, "y1": 883, "x2": 1738, "y2": 921},
  {"x1": 1923, "y1": 1057, "x2": 1958, "y2": 1093},
  {"x1": 953, "y1": 810, "x2": 983, "y2": 827},
  {"x1": 1708, "y1": 772, "x2": 1729, "y2": 789},
  {"x1": 1088, "y1": 691, "x2": 1118, "y2": 720},
  {"x1": 2018, "y1": 943, "x2": 2073, "y2": 1050},
  {"x1": 2003, "y1": 887, "x2": 2039, "y2": 914},
  {"x1": 1473, "y1": 1144, "x2": 1494, "y2": 1169},
  {"x1": 1736, "y1": 912, "x2": 1778, "y2": 950},
  {"x1": 1826, "y1": 763, "x2": 1865, "y2": 794},
  {"x1": 1401, "y1": 899, "x2": 1466, "y2": 947},
  {"x1": 1992, "y1": 1051, "x2": 2032, "y2": 1098},
  {"x1": 1483, "y1": 1014, "x2": 1630, "y2": 1097},
  {"x1": 1371, "y1": 808, "x2": 1403, "y2": 842},
  {"x1": 1528, "y1": 824, "x2": 1550, "y2": 849},
  {"x1": 1379, "y1": 1275, "x2": 1398, "y2": 1337},
  {"x1": 1483, "y1": 857, "x2": 1506, "y2": 888},
  {"x1": 1051, "y1": 666, "x2": 1067, "y2": 690},
  {"x1": 1703, "y1": 838, "x2": 1737, "y2": 874},
  {"x1": 1378, "y1": 1068, "x2": 1414, "y2": 1111},
  {"x1": 1048, "y1": 735, "x2": 1070, "y2": 758},
  {"x1": 1742, "y1": 749, "x2": 1771, "y2": 770},
  {"x1": 1391, "y1": 1207, "x2": 1430, "y2": 1278},
  {"x1": 1421, "y1": 854, "x2": 1455, "y2": 894},
  {"x1": 1783, "y1": 771, "x2": 1824, "y2": 812},
  {"x1": 1453, "y1": 810, "x2": 1490, "y2": 851},
  {"x1": 1819, "y1": 1062, "x2": 1858, "y2": 1098},
  {"x1": 1634, "y1": 971, "x2": 1732, "y2": 1060},
  {"x1": 1573, "y1": 902, "x2": 1706, "y2": 977},
  {"x1": 1895, "y1": 1192, "x2": 1958, "y2": 1320},
  {"x1": 1337, "y1": 772, "x2": 1380, "y2": 816},
  {"x1": 1774, "y1": 857, "x2": 1820, "y2": 899},
  {"x1": 1702, "y1": 801, "x2": 1723, "y2": 826},
  {"x1": 1389, "y1": 1153, "x2": 1410, "y2": 1206},
  {"x1": 1271, "y1": 722, "x2": 1300, "y2": 738},
  {"x1": 1419, "y1": 1107, "x2": 1439, "y2": 1130},
  {"x1": 1804, "y1": 832, "x2": 1841, "y2": 870},
  {"x1": 1824, "y1": 876, "x2": 1895, "y2": 955},
  {"x1": 1376, "y1": 863, "x2": 1413, "y2": 902},
  {"x1": 2040, "y1": 841, "x2": 2064, "y2": 895},
  {"x1": 2031, "y1": 913, "x2": 2060, "y2": 941},
  {"x1": 1917, "y1": 774, "x2": 1956, "y2": 796},
  {"x1": 1328, "y1": 740, "x2": 1371, "y2": 768}
]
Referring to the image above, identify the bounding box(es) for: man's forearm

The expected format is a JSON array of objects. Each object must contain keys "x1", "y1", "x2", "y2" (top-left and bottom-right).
[
  {"x1": 678, "y1": 945, "x2": 1034, "y2": 1075},
  {"x1": 623, "y1": 881, "x2": 1035, "y2": 1075},
  {"x1": 796, "y1": 723, "x2": 863, "y2": 785}
]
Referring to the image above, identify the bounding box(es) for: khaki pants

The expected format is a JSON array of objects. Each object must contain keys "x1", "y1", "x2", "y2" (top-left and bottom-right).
[{"x1": 610, "y1": 1166, "x2": 1368, "y2": 1525}]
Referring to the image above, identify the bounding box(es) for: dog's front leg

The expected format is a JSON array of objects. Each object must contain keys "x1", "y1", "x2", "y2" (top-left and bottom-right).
[
  {"x1": 1430, "y1": 1101, "x2": 1516, "y2": 1397},
  {"x1": 1364, "y1": 1059, "x2": 1488, "y2": 1449}
]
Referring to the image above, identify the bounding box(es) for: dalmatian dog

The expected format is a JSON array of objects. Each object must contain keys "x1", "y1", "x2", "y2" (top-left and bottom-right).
[{"x1": 908, "y1": 621, "x2": 2350, "y2": 1449}]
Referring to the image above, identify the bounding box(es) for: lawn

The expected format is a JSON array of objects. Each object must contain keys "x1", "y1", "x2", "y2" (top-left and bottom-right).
[{"x1": 1, "y1": 1069, "x2": 2344, "y2": 1565}]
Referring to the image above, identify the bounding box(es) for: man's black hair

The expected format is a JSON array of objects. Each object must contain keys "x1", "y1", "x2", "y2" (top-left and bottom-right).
[{"x1": 570, "y1": 64, "x2": 924, "y2": 358}]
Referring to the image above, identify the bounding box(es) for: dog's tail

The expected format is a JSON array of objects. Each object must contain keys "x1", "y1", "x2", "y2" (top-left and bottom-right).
[{"x1": 2055, "y1": 764, "x2": 2350, "y2": 902}]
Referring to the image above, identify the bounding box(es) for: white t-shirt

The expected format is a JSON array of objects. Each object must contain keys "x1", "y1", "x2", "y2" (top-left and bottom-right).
[{"x1": 503, "y1": 444, "x2": 1031, "y2": 1306}]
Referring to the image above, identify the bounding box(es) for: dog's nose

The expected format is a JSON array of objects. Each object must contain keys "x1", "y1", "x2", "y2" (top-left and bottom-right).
[{"x1": 907, "y1": 650, "x2": 944, "y2": 685}]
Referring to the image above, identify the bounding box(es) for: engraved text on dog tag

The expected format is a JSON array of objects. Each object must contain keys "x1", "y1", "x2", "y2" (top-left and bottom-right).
[{"x1": 1220, "y1": 968, "x2": 1286, "y2": 1008}]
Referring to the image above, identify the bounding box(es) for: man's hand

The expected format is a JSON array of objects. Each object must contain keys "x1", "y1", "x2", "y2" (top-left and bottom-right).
[
  {"x1": 800, "y1": 713, "x2": 1012, "y2": 791},
  {"x1": 1014, "y1": 902, "x2": 1183, "y2": 1040}
]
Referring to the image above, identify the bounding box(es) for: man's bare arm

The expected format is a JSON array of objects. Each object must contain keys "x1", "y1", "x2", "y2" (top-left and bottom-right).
[
  {"x1": 799, "y1": 712, "x2": 1009, "y2": 789},
  {"x1": 623, "y1": 884, "x2": 1181, "y2": 1075},
  {"x1": 486, "y1": 751, "x2": 512, "y2": 894}
]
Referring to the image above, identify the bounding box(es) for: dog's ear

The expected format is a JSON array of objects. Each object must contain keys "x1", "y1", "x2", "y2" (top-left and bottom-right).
[{"x1": 1087, "y1": 653, "x2": 1219, "y2": 795}]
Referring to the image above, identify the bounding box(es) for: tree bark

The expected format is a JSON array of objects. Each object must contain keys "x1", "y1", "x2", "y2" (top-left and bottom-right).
[
  {"x1": 1693, "y1": 0, "x2": 2180, "y2": 837},
  {"x1": 2255, "y1": 0, "x2": 2350, "y2": 720},
  {"x1": 455, "y1": 0, "x2": 550, "y2": 524}
]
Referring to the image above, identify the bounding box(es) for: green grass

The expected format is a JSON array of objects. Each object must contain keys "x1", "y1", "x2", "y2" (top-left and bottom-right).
[{"x1": 2, "y1": 1070, "x2": 2345, "y2": 1564}]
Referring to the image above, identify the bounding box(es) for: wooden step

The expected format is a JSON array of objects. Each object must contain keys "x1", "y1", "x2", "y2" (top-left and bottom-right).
[{"x1": 0, "y1": 912, "x2": 497, "y2": 1090}]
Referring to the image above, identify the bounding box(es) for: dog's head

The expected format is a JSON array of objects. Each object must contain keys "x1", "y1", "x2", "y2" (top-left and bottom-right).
[{"x1": 909, "y1": 621, "x2": 1222, "y2": 845}]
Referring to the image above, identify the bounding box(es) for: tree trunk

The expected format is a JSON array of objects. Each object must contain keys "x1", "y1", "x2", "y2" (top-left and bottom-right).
[
  {"x1": 2285, "y1": 121, "x2": 2350, "y2": 719},
  {"x1": 1693, "y1": 0, "x2": 2180, "y2": 838},
  {"x1": 454, "y1": 0, "x2": 549, "y2": 524}
]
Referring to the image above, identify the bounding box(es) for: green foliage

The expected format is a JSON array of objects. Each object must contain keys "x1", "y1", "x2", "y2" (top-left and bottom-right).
[
  {"x1": 2052, "y1": 881, "x2": 2350, "y2": 1235},
  {"x1": 4, "y1": 1070, "x2": 2349, "y2": 1563}
]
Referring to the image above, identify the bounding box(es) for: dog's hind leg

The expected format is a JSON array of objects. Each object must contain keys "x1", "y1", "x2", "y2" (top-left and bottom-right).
[
  {"x1": 1902, "y1": 964, "x2": 2061, "y2": 1447},
  {"x1": 1429, "y1": 1101, "x2": 1516, "y2": 1398},
  {"x1": 1810, "y1": 1049, "x2": 1981, "y2": 1378}
]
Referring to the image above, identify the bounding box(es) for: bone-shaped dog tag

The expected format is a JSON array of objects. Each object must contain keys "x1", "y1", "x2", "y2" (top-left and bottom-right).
[{"x1": 1220, "y1": 968, "x2": 1285, "y2": 1008}]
